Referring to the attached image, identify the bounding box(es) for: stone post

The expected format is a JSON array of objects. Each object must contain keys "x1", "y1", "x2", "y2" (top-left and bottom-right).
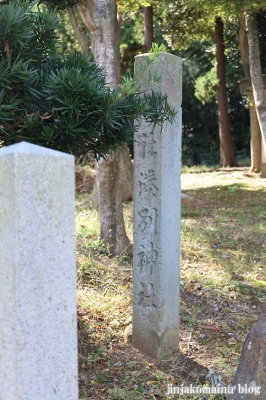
[
  {"x1": 0, "y1": 142, "x2": 78, "y2": 400},
  {"x1": 133, "y1": 53, "x2": 182, "y2": 356}
]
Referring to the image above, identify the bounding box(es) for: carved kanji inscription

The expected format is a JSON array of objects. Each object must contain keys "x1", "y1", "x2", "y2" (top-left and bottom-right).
[
  {"x1": 138, "y1": 170, "x2": 159, "y2": 197},
  {"x1": 138, "y1": 132, "x2": 157, "y2": 159},
  {"x1": 138, "y1": 207, "x2": 157, "y2": 233},
  {"x1": 137, "y1": 242, "x2": 158, "y2": 273},
  {"x1": 137, "y1": 282, "x2": 155, "y2": 307}
]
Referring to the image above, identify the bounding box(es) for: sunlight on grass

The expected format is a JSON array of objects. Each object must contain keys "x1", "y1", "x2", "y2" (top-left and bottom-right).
[
  {"x1": 123, "y1": 203, "x2": 134, "y2": 242},
  {"x1": 76, "y1": 207, "x2": 99, "y2": 239},
  {"x1": 78, "y1": 287, "x2": 131, "y2": 322},
  {"x1": 182, "y1": 164, "x2": 219, "y2": 174}
]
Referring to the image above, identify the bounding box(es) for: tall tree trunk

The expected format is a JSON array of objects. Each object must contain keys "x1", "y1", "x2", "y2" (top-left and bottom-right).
[
  {"x1": 67, "y1": 7, "x2": 90, "y2": 54},
  {"x1": 78, "y1": 0, "x2": 131, "y2": 255},
  {"x1": 245, "y1": 11, "x2": 266, "y2": 177},
  {"x1": 215, "y1": 16, "x2": 238, "y2": 167},
  {"x1": 116, "y1": 13, "x2": 122, "y2": 83},
  {"x1": 239, "y1": 16, "x2": 261, "y2": 172},
  {"x1": 143, "y1": 6, "x2": 153, "y2": 51},
  {"x1": 78, "y1": 0, "x2": 117, "y2": 86}
]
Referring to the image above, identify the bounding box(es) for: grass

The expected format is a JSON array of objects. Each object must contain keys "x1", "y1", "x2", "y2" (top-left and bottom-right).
[{"x1": 76, "y1": 166, "x2": 266, "y2": 399}]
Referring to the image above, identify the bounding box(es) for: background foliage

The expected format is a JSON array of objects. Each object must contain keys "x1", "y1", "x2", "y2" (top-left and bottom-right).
[
  {"x1": 119, "y1": 7, "x2": 252, "y2": 165},
  {"x1": 2, "y1": 0, "x2": 266, "y2": 165}
]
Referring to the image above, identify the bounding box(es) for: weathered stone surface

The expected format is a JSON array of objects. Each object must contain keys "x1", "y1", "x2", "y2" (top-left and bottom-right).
[
  {"x1": 227, "y1": 318, "x2": 266, "y2": 399},
  {"x1": 133, "y1": 53, "x2": 182, "y2": 357},
  {"x1": 0, "y1": 142, "x2": 78, "y2": 400}
]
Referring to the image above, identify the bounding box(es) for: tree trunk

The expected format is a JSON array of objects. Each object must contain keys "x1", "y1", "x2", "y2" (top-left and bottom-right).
[
  {"x1": 116, "y1": 12, "x2": 122, "y2": 83},
  {"x1": 215, "y1": 16, "x2": 238, "y2": 167},
  {"x1": 90, "y1": 147, "x2": 133, "y2": 208},
  {"x1": 239, "y1": 16, "x2": 261, "y2": 172},
  {"x1": 67, "y1": 7, "x2": 90, "y2": 54},
  {"x1": 78, "y1": 0, "x2": 132, "y2": 255},
  {"x1": 245, "y1": 12, "x2": 266, "y2": 176},
  {"x1": 249, "y1": 105, "x2": 262, "y2": 171},
  {"x1": 78, "y1": 0, "x2": 117, "y2": 87},
  {"x1": 97, "y1": 152, "x2": 132, "y2": 255},
  {"x1": 143, "y1": 6, "x2": 153, "y2": 51}
]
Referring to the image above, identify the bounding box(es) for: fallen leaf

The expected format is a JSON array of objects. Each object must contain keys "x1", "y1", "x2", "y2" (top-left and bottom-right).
[{"x1": 212, "y1": 326, "x2": 220, "y2": 331}]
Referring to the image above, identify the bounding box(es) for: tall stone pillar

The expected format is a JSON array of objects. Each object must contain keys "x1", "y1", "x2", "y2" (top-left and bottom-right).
[{"x1": 133, "y1": 53, "x2": 182, "y2": 356}]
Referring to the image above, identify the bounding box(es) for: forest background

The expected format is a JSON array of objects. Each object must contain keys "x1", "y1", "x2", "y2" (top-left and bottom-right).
[{"x1": 59, "y1": 0, "x2": 266, "y2": 168}]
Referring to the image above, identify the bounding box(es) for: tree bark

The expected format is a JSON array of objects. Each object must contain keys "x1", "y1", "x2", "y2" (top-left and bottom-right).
[
  {"x1": 78, "y1": 0, "x2": 117, "y2": 87},
  {"x1": 90, "y1": 147, "x2": 133, "y2": 207},
  {"x1": 215, "y1": 16, "x2": 238, "y2": 167},
  {"x1": 116, "y1": 12, "x2": 122, "y2": 83},
  {"x1": 67, "y1": 7, "x2": 90, "y2": 54},
  {"x1": 239, "y1": 16, "x2": 261, "y2": 172},
  {"x1": 78, "y1": 0, "x2": 132, "y2": 255},
  {"x1": 245, "y1": 12, "x2": 266, "y2": 175},
  {"x1": 143, "y1": 6, "x2": 153, "y2": 51}
]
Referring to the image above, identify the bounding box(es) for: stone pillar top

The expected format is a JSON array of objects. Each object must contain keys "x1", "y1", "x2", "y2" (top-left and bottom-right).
[
  {"x1": 135, "y1": 51, "x2": 181, "y2": 60},
  {"x1": 0, "y1": 141, "x2": 73, "y2": 157},
  {"x1": 134, "y1": 52, "x2": 182, "y2": 108}
]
